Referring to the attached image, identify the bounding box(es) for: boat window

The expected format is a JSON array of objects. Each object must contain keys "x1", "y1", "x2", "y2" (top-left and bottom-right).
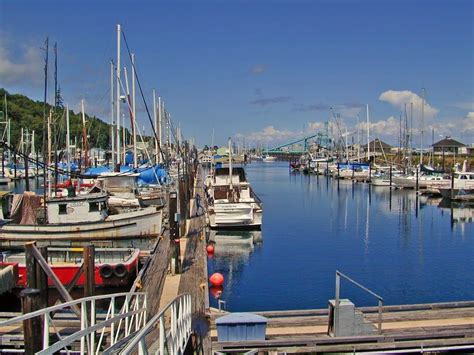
[
  {"x1": 59, "y1": 204, "x2": 67, "y2": 215},
  {"x1": 89, "y1": 202, "x2": 100, "y2": 212},
  {"x1": 460, "y1": 175, "x2": 467, "y2": 180}
]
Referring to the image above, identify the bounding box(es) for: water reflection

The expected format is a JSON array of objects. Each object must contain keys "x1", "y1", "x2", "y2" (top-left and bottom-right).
[
  {"x1": 207, "y1": 229, "x2": 262, "y2": 310},
  {"x1": 438, "y1": 198, "x2": 474, "y2": 234}
]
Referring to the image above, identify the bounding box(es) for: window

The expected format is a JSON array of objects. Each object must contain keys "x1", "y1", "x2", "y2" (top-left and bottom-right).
[
  {"x1": 59, "y1": 204, "x2": 67, "y2": 215},
  {"x1": 89, "y1": 202, "x2": 99, "y2": 212}
]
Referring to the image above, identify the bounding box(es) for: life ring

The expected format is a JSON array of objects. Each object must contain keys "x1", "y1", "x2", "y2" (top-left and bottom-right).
[
  {"x1": 113, "y1": 263, "x2": 128, "y2": 278},
  {"x1": 99, "y1": 264, "x2": 113, "y2": 279}
]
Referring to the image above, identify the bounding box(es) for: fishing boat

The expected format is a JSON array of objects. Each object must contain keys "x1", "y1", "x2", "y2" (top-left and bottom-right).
[
  {"x1": 207, "y1": 140, "x2": 263, "y2": 229},
  {"x1": 0, "y1": 247, "x2": 140, "y2": 288},
  {"x1": 0, "y1": 191, "x2": 162, "y2": 242}
]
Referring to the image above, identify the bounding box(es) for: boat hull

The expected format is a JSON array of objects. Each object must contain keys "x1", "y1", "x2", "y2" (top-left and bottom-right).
[
  {"x1": 209, "y1": 202, "x2": 262, "y2": 229},
  {"x1": 0, "y1": 208, "x2": 162, "y2": 241}
]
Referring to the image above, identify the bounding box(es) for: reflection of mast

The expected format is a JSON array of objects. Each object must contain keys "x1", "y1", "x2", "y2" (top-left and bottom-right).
[{"x1": 364, "y1": 187, "x2": 370, "y2": 253}]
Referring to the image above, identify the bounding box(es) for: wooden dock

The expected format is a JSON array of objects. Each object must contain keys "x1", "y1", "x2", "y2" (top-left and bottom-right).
[{"x1": 210, "y1": 301, "x2": 474, "y2": 353}]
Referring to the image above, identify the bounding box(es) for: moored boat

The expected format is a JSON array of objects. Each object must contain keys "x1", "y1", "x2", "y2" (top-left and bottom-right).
[
  {"x1": 0, "y1": 247, "x2": 140, "y2": 288},
  {"x1": 0, "y1": 192, "x2": 162, "y2": 241}
]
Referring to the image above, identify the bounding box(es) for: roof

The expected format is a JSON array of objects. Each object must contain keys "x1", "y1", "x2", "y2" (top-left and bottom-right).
[
  {"x1": 432, "y1": 138, "x2": 466, "y2": 148},
  {"x1": 216, "y1": 312, "x2": 267, "y2": 325},
  {"x1": 364, "y1": 138, "x2": 392, "y2": 149}
]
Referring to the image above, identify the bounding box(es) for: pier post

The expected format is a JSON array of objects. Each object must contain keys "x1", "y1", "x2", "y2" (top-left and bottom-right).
[
  {"x1": 169, "y1": 190, "x2": 180, "y2": 274},
  {"x1": 37, "y1": 246, "x2": 49, "y2": 309},
  {"x1": 389, "y1": 165, "x2": 392, "y2": 187},
  {"x1": 415, "y1": 168, "x2": 419, "y2": 191},
  {"x1": 21, "y1": 288, "x2": 42, "y2": 354},
  {"x1": 83, "y1": 245, "x2": 95, "y2": 298},
  {"x1": 1, "y1": 148, "x2": 4, "y2": 176}
]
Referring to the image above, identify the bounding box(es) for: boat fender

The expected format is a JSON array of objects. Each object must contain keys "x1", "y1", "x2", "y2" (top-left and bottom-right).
[
  {"x1": 114, "y1": 263, "x2": 128, "y2": 278},
  {"x1": 99, "y1": 264, "x2": 113, "y2": 279}
]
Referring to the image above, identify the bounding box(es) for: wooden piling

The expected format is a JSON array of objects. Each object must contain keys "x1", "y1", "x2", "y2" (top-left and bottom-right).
[
  {"x1": 83, "y1": 245, "x2": 95, "y2": 298},
  {"x1": 20, "y1": 288, "x2": 42, "y2": 355},
  {"x1": 36, "y1": 246, "x2": 48, "y2": 309},
  {"x1": 169, "y1": 190, "x2": 180, "y2": 274},
  {"x1": 415, "y1": 168, "x2": 419, "y2": 191}
]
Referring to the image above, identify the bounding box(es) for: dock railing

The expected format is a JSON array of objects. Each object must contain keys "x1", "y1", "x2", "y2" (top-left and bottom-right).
[
  {"x1": 0, "y1": 291, "x2": 147, "y2": 354},
  {"x1": 334, "y1": 270, "x2": 384, "y2": 335},
  {"x1": 118, "y1": 293, "x2": 192, "y2": 355}
]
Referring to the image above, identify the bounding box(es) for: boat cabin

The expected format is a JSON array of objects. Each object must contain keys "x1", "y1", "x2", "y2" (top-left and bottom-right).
[{"x1": 47, "y1": 193, "x2": 108, "y2": 224}]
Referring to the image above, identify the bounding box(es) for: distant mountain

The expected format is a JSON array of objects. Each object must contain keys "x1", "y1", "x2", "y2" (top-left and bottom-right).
[{"x1": 0, "y1": 88, "x2": 113, "y2": 152}]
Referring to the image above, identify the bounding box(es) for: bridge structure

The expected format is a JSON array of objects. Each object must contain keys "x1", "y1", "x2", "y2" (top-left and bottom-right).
[{"x1": 263, "y1": 131, "x2": 333, "y2": 157}]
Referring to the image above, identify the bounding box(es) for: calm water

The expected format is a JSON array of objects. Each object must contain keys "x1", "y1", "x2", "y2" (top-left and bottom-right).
[{"x1": 208, "y1": 162, "x2": 474, "y2": 311}]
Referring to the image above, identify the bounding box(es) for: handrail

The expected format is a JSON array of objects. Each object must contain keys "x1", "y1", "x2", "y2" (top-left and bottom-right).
[
  {"x1": 0, "y1": 292, "x2": 146, "y2": 326},
  {"x1": 334, "y1": 271, "x2": 384, "y2": 335},
  {"x1": 119, "y1": 293, "x2": 192, "y2": 354}
]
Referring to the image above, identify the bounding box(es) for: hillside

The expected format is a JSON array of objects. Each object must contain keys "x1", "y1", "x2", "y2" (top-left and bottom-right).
[{"x1": 0, "y1": 88, "x2": 112, "y2": 153}]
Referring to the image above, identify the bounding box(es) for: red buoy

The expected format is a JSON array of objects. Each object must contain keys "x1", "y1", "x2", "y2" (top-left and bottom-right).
[
  {"x1": 209, "y1": 272, "x2": 224, "y2": 287},
  {"x1": 206, "y1": 244, "x2": 215, "y2": 254},
  {"x1": 209, "y1": 285, "x2": 223, "y2": 299}
]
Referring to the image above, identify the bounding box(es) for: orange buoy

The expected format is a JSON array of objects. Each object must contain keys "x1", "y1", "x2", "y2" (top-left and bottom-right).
[
  {"x1": 209, "y1": 285, "x2": 223, "y2": 299},
  {"x1": 209, "y1": 272, "x2": 224, "y2": 287},
  {"x1": 206, "y1": 244, "x2": 215, "y2": 254}
]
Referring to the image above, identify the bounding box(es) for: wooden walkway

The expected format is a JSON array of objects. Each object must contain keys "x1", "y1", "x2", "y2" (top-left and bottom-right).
[{"x1": 211, "y1": 301, "x2": 474, "y2": 353}]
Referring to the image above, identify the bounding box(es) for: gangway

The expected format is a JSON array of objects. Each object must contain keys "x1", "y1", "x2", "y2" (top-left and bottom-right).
[{"x1": 0, "y1": 292, "x2": 192, "y2": 354}]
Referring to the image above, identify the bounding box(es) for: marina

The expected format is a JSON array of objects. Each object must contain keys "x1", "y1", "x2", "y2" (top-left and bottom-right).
[{"x1": 0, "y1": 1, "x2": 473, "y2": 353}]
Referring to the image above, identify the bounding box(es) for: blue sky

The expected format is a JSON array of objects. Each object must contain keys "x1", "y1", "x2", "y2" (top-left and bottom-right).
[{"x1": 0, "y1": 0, "x2": 473, "y2": 147}]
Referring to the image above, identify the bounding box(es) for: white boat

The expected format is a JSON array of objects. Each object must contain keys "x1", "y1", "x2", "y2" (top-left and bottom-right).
[
  {"x1": 371, "y1": 175, "x2": 391, "y2": 186},
  {"x1": 207, "y1": 140, "x2": 263, "y2": 229},
  {"x1": 0, "y1": 191, "x2": 162, "y2": 242},
  {"x1": 392, "y1": 174, "x2": 448, "y2": 189},
  {"x1": 262, "y1": 155, "x2": 276, "y2": 163},
  {"x1": 437, "y1": 172, "x2": 474, "y2": 200}
]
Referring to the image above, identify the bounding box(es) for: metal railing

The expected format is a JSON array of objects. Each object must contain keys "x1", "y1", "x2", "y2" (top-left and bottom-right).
[
  {"x1": 0, "y1": 292, "x2": 147, "y2": 354},
  {"x1": 119, "y1": 293, "x2": 192, "y2": 355},
  {"x1": 334, "y1": 270, "x2": 384, "y2": 335}
]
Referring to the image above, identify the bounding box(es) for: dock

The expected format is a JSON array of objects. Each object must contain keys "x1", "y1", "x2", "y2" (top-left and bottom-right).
[{"x1": 210, "y1": 301, "x2": 474, "y2": 353}]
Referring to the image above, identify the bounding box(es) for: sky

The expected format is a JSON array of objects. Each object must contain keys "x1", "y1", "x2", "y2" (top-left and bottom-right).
[{"x1": 0, "y1": 0, "x2": 473, "y2": 148}]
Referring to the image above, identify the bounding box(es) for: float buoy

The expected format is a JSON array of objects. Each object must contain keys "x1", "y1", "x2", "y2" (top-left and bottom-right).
[
  {"x1": 209, "y1": 285, "x2": 223, "y2": 299},
  {"x1": 206, "y1": 244, "x2": 215, "y2": 254},
  {"x1": 209, "y1": 272, "x2": 224, "y2": 287}
]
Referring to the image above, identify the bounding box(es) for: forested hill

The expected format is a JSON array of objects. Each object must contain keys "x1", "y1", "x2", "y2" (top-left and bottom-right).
[{"x1": 0, "y1": 88, "x2": 112, "y2": 152}]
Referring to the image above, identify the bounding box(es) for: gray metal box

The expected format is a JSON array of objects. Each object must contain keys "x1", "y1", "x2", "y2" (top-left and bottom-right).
[{"x1": 216, "y1": 312, "x2": 267, "y2": 342}]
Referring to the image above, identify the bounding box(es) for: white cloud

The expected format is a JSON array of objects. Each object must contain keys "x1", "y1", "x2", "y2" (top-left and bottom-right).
[
  {"x1": 235, "y1": 121, "x2": 329, "y2": 144},
  {"x1": 0, "y1": 38, "x2": 43, "y2": 87},
  {"x1": 357, "y1": 116, "x2": 401, "y2": 137},
  {"x1": 379, "y1": 90, "x2": 438, "y2": 119},
  {"x1": 462, "y1": 112, "x2": 474, "y2": 133}
]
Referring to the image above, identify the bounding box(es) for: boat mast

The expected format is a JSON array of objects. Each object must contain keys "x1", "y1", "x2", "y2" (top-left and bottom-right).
[
  {"x1": 116, "y1": 24, "x2": 121, "y2": 167},
  {"x1": 357, "y1": 114, "x2": 360, "y2": 163},
  {"x1": 366, "y1": 104, "x2": 370, "y2": 162},
  {"x1": 81, "y1": 99, "x2": 88, "y2": 168},
  {"x1": 420, "y1": 88, "x2": 425, "y2": 165},
  {"x1": 110, "y1": 60, "x2": 115, "y2": 167},
  {"x1": 47, "y1": 110, "x2": 52, "y2": 197},
  {"x1": 66, "y1": 105, "x2": 70, "y2": 176},
  {"x1": 153, "y1": 89, "x2": 158, "y2": 164},
  {"x1": 158, "y1": 96, "x2": 162, "y2": 163},
  {"x1": 131, "y1": 53, "x2": 137, "y2": 168},
  {"x1": 228, "y1": 137, "x2": 233, "y2": 190}
]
